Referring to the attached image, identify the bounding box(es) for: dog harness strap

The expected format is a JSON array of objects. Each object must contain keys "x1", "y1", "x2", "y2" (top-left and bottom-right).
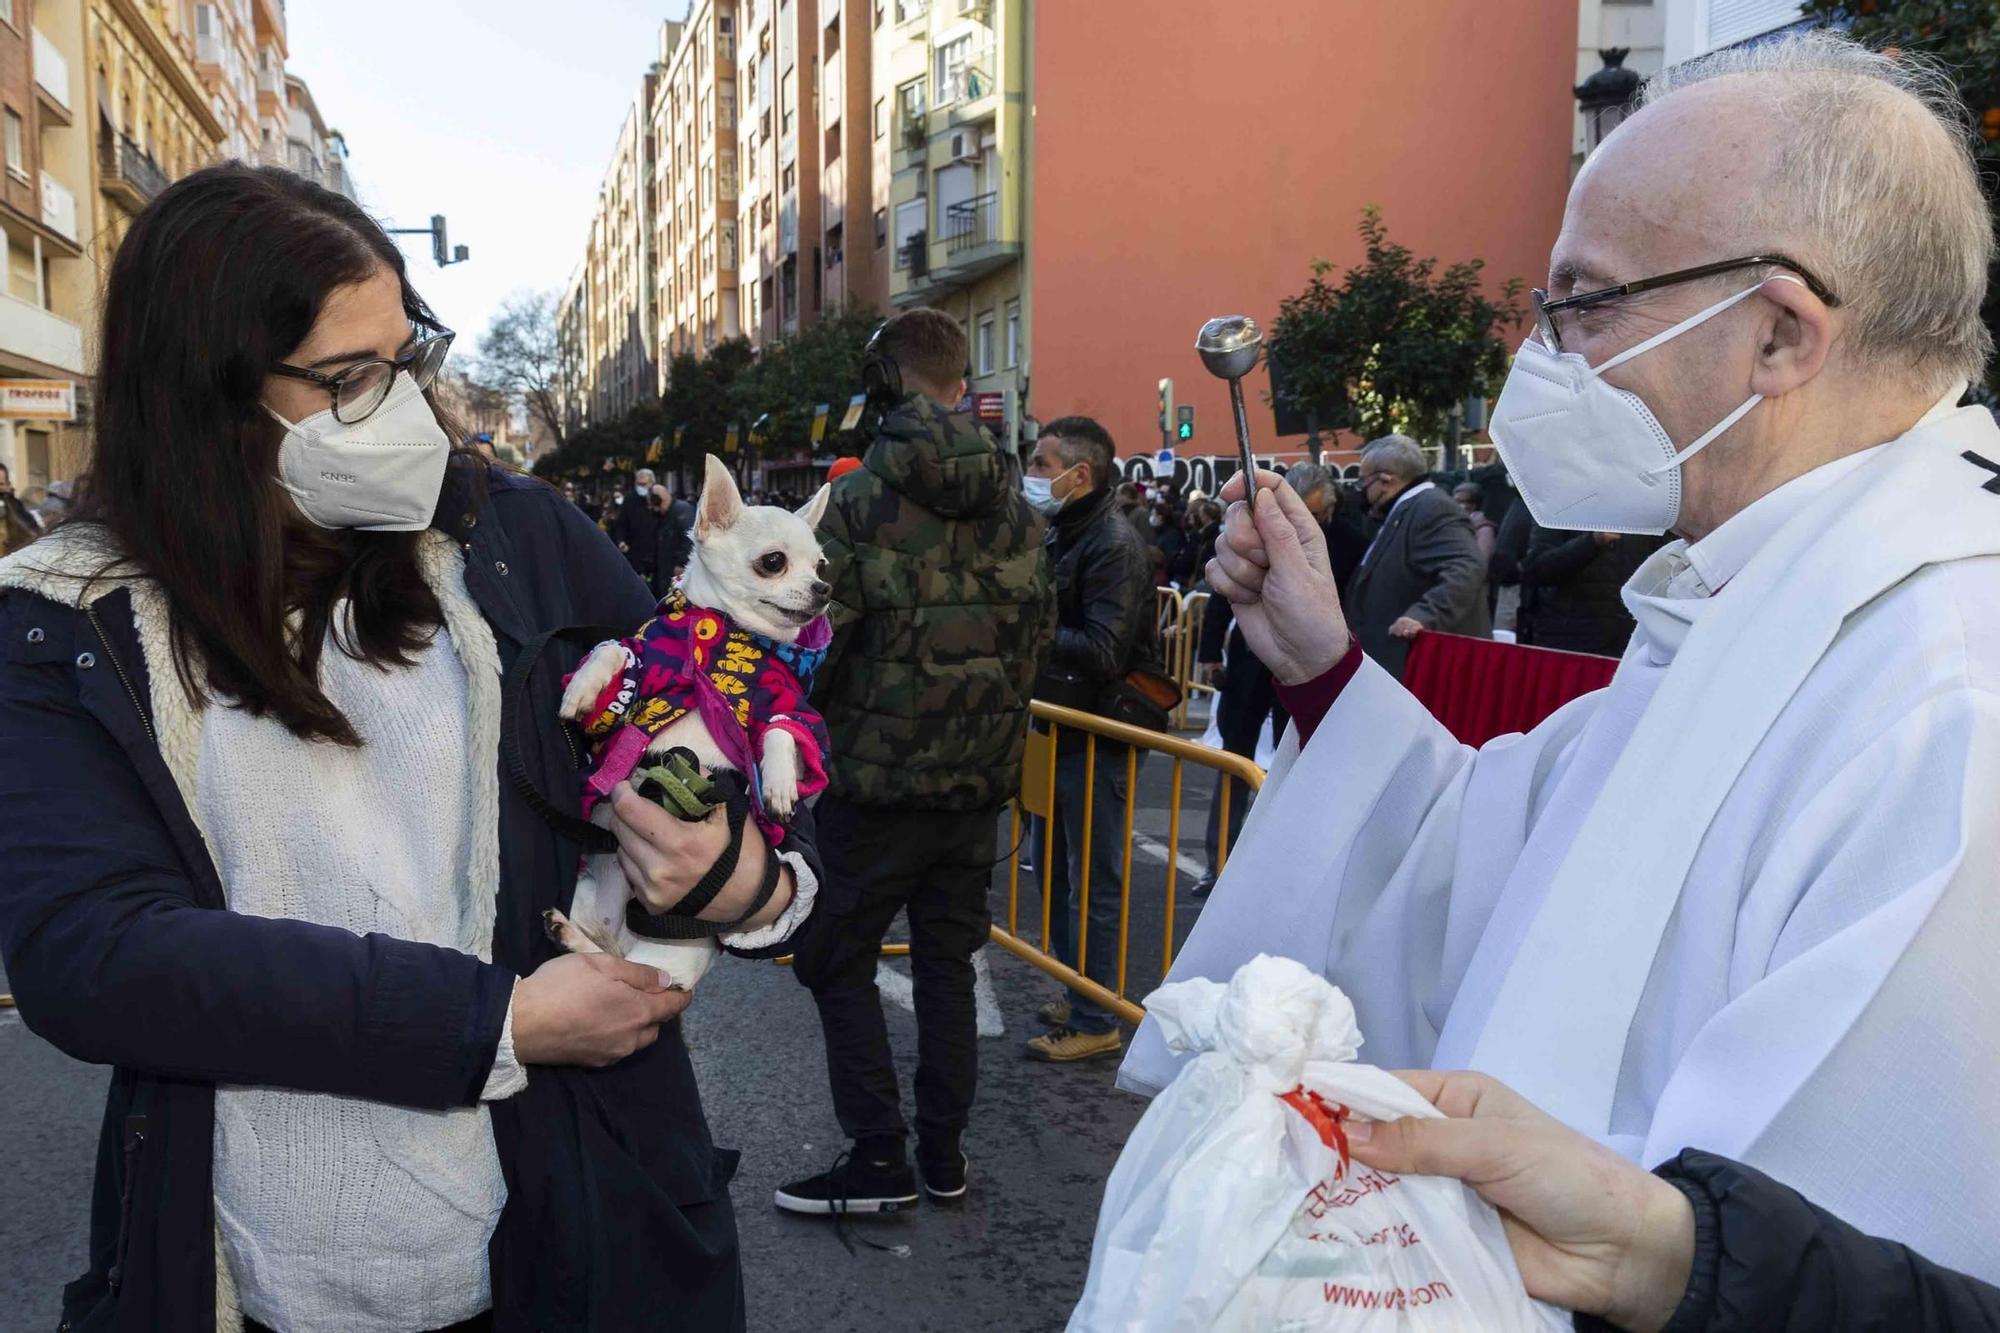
[{"x1": 624, "y1": 789, "x2": 751, "y2": 941}]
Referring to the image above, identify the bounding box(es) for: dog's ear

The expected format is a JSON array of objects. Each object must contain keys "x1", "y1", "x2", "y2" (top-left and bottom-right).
[
  {"x1": 796, "y1": 484, "x2": 831, "y2": 531},
  {"x1": 696, "y1": 454, "x2": 743, "y2": 537}
]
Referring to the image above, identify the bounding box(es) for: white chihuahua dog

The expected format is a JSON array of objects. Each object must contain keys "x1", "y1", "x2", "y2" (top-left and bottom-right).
[{"x1": 546, "y1": 454, "x2": 831, "y2": 988}]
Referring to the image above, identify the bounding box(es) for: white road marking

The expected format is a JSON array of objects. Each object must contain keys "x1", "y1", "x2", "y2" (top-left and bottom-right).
[
  {"x1": 874, "y1": 948, "x2": 1006, "y2": 1037},
  {"x1": 1131, "y1": 831, "x2": 1206, "y2": 881}
]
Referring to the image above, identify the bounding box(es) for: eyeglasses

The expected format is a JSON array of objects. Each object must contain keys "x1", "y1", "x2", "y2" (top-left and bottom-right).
[
  {"x1": 1531, "y1": 255, "x2": 1839, "y2": 355},
  {"x1": 271, "y1": 329, "x2": 454, "y2": 424}
]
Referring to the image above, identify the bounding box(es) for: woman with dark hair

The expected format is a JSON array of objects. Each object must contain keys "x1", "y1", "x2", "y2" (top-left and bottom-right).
[{"x1": 0, "y1": 164, "x2": 819, "y2": 1332}]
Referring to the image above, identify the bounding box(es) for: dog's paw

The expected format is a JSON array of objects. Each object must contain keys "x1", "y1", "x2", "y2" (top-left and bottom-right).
[
  {"x1": 543, "y1": 908, "x2": 601, "y2": 954},
  {"x1": 760, "y1": 730, "x2": 801, "y2": 822},
  {"x1": 558, "y1": 642, "x2": 626, "y2": 722}
]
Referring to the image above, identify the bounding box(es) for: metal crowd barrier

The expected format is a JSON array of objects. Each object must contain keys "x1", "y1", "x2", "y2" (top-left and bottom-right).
[
  {"x1": 990, "y1": 700, "x2": 1266, "y2": 1026},
  {"x1": 1152, "y1": 586, "x2": 1216, "y2": 731}
]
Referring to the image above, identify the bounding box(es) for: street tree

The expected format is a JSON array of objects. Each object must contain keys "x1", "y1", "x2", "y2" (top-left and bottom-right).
[
  {"x1": 1800, "y1": 1, "x2": 2000, "y2": 385},
  {"x1": 730, "y1": 306, "x2": 881, "y2": 454},
  {"x1": 662, "y1": 338, "x2": 756, "y2": 469},
  {"x1": 476, "y1": 290, "x2": 565, "y2": 447},
  {"x1": 1265, "y1": 207, "x2": 1522, "y2": 449}
]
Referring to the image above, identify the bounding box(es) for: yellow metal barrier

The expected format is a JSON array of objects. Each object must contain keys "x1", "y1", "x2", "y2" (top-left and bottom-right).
[
  {"x1": 1151, "y1": 586, "x2": 1217, "y2": 731},
  {"x1": 993, "y1": 700, "x2": 1265, "y2": 1026}
]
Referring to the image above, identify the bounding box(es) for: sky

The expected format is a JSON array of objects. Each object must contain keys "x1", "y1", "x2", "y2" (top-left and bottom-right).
[{"x1": 283, "y1": 0, "x2": 692, "y2": 354}]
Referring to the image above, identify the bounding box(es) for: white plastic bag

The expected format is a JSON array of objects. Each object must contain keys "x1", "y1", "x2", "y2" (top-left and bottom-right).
[{"x1": 1070, "y1": 955, "x2": 1567, "y2": 1332}]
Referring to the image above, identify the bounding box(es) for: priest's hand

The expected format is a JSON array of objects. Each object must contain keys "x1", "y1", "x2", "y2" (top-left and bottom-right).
[
  {"x1": 1207, "y1": 469, "x2": 1351, "y2": 685},
  {"x1": 1347, "y1": 1070, "x2": 1694, "y2": 1333}
]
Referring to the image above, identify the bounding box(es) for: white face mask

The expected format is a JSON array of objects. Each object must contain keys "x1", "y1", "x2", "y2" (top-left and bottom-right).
[
  {"x1": 1490, "y1": 278, "x2": 1797, "y2": 534},
  {"x1": 266, "y1": 371, "x2": 451, "y2": 531},
  {"x1": 1022, "y1": 474, "x2": 1062, "y2": 517}
]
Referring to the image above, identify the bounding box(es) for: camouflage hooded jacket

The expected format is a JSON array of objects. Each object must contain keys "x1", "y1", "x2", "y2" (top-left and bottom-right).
[{"x1": 814, "y1": 395, "x2": 1055, "y2": 811}]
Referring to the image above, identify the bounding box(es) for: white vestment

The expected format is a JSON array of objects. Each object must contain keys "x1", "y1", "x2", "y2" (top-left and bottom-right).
[{"x1": 1122, "y1": 399, "x2": 2000, "y2": 1280}]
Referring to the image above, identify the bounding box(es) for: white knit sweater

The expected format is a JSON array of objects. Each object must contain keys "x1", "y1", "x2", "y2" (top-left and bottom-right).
[{"x1": 201, "y1": 617, "x2": 523, "y2": 1333}]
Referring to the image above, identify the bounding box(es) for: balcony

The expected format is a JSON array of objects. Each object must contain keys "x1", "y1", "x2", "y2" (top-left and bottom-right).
[
  {"x1": 39, "y1": 171, "x2": 76, "y2": 243},
  {"x1": 936, "y1": 60, "x2": 991, "y2": 108},
  {"x1": 0, "y1": 293, "x2": 85, "y2": 375},
  {"x1": 99, "y1": 132, "x2": 169, "y2": 212},
  {"x1": 942, "y1": 190, "x2": 995, "y2": 255},
  {"x1": 32, "y1": 29, "x2": 71, "y2": 124}
]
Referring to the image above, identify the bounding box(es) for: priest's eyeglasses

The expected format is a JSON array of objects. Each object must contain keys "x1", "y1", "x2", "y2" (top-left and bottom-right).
[{"x1": 1531, "y1": 255, "x2": 1840, "y2": 355}]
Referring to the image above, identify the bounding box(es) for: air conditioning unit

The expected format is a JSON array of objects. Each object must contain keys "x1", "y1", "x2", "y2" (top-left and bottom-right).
[{"x1": 948, "y1": 130, "x2": 979, "y2": 161}]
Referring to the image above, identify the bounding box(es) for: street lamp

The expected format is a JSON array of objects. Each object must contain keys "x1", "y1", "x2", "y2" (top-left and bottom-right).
[{"x1": 1575, "y1": 48, "x2": 1642, "y2": 156}]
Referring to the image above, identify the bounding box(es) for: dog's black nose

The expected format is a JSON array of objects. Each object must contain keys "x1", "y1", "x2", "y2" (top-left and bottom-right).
[{"x1": 811, "y1": 580, "x2": 831, "y2": 599}]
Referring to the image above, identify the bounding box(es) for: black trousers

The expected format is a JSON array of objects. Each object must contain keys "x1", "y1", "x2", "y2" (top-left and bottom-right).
[{"x1": 792, "y1": 795, "x2": 997, "y2": 1153}]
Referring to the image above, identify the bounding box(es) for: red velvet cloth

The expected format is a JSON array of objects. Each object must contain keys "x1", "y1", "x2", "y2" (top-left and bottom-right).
[{"x1": 1400, "y1": 632, "x2": 1619, "y2": 748}]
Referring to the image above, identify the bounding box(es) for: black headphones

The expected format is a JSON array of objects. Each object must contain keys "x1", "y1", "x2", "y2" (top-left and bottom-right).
[{"x1": 860, "y1": 323, "x2": 904, "y2": 412}]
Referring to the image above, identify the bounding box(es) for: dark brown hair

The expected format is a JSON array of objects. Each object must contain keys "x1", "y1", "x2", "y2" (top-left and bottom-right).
[
  {"x1": 877, "y1": 308, "x2": 967, "y2": 396},
  {"x1": 71, "y1": 164, "x2": 462, "y2": 745}
]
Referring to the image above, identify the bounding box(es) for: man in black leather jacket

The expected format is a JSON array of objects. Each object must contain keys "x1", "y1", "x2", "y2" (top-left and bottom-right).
[{"x1": 1023, "y1": 415, "x2": 1161, "y2": 1063}]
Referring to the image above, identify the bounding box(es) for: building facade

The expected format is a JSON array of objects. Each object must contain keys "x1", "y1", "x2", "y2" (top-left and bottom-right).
[
  {"x1": 816, "y1": 0, "x2": 881, "y2": 316},
  {"x1": 1662, "y1": 0, "x2": 1802, "y2": 64},
  {"x1": 737, "y1": 0, "x2": 820, "y2": 347},
  {"x1": 0, "y1": 0, "x2": 94, "y2": 496},
  {"x1": 878, "y1": 0, "x2": 1026, "y2": 438},
  {"x1": 1032, "y1": 0, "x2": 1576, "y2": 460},
  {"x1": 574, "y1": 82, "x2": 658, "y2": 426},
  {"x1": 651, "y1": 2, "x2": 742, "y2": 376},
  {"x1": 557, "y1": 261, "x2": 591, "y2": 436},
  {"x1": 283, "y1": 72, "x2": 354, "y2": 200}
]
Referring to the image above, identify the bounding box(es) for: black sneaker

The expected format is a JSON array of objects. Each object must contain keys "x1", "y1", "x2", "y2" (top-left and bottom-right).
[
  {"x1": 774, "y1": 1150, "x2": 920, "y2": 1216},
  {"x1": 917, "y1": 1148, "x2": 969, "y2": 1203}
]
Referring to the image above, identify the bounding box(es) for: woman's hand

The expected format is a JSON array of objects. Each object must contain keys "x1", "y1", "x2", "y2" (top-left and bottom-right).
[
  {"x1": 1347, "y1": 1070, "x2": 1695, "y2": 1333},
  {"x1": 1206, "y1": 470, "x2": 1352, "y2": 686},
  {"x1": 606, "y1": 781, "x2": 795, "y2": 931},
  {"x1": 511, "y1": 953, "x2": 691, "y2": 1068}
]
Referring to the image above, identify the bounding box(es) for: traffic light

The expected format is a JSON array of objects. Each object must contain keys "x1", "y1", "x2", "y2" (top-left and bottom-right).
[
  {"x1": 431, "y1": 215, "x2": 448, "y2": 268},
  {"x1": 1157, "y1": 377, "x2": 1173, "y2": 438},
  {"x1": 1176, "y1": 404, "x2": 1194, "y2": 442}
]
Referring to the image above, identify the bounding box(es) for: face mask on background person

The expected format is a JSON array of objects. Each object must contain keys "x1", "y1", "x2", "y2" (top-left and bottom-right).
[
  {"x1": 1023, "y1": 462, "x2": 1081, "y2": 518},
  {"x1": 1489, "y1": 277, "x2": 1800, "y2": 534},
  {"x1": 267, "y1": 370, "x2": 451, "y2": 531}
]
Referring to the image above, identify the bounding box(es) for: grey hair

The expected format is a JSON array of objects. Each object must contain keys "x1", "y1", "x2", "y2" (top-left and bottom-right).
[
  {"x1": 1640, "y1": 30, "x2": 1993, "y2": 388},
  {"x1": 1359, "y1": 434, "x2": 1428, "y2": 481},
  {"x1": 1284, "y1": 462, "x2": 1338, "y2": 504}
]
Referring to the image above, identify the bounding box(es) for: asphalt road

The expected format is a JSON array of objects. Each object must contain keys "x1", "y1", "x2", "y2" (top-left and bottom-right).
[{"x1": 0, "y1": 722, "x2": 1246, "y2": 1333}]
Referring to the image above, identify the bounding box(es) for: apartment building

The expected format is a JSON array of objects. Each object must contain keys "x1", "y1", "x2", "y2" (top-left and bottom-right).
[
  {"x1": 650, "y1": 1, "x2": 742, "y2": 377},
  {"x1": 0, "y1": 0, "x2": 94, "y2": 496},
  {"x1": 283, "y1": 72, "x2": 355, "y2": 200},
  {"x1": 877, "y1": 0, "x2": 1024, "y2": 433},
  {"x1": 577, "y1": 81, "x2": 658, "y2": 425},
  {"x1": 816, "y1": 0, "x2": 881, "y2": 315},
  {"x1": 557, "y1": 262, "x2": 591, "y2": 436},
  {"x1": 89, "y1": 0, "x2": 226, "y2": 263},
  {"x1": 186, "y1": 0, "x2": 285, "y2": 166},
  {"x1": 737, "y1": 0, "x2": 820, "y2": 347}
]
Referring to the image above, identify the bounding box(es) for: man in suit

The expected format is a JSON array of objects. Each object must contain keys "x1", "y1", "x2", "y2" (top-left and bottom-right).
[{"x1": 1344, "y1": 434, "x2": 1490, "y2": 678}]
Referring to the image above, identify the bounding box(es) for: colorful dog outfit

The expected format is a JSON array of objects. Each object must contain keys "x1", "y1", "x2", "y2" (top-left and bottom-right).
[{"x1": 567, "y1": 590, "x2": 832, "y2": 845}]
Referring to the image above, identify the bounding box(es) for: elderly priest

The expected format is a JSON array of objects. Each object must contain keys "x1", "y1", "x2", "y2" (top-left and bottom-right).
[{"x1": 1128, "y1": 32, "x2": 2000, "y2": 1283}]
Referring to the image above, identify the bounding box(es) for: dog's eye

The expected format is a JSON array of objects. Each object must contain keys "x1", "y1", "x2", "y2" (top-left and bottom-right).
[{"x1": 756, "y1": 551, "x2": 788, "y2": 576}]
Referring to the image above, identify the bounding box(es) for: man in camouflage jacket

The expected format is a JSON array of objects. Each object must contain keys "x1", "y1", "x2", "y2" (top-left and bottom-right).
[{"x1": 779, "y1": 310, "x2": 1054, "y2": 1217}]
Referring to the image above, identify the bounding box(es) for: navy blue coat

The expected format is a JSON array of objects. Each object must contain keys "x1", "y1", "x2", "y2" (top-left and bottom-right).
[{"x1": 0, "y1": 462, "x2": 810, "y2": 1332}]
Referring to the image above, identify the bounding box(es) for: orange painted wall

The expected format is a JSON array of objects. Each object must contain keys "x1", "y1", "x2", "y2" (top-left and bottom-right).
[{"x1": 1030, "y1": 0, "x2": 1576, "y2": 459}]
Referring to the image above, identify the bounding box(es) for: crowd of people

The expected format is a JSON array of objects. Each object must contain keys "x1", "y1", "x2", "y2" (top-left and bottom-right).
[{"x1": 3, "y1": 27, "x2": 1999, "y2": 1333}]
